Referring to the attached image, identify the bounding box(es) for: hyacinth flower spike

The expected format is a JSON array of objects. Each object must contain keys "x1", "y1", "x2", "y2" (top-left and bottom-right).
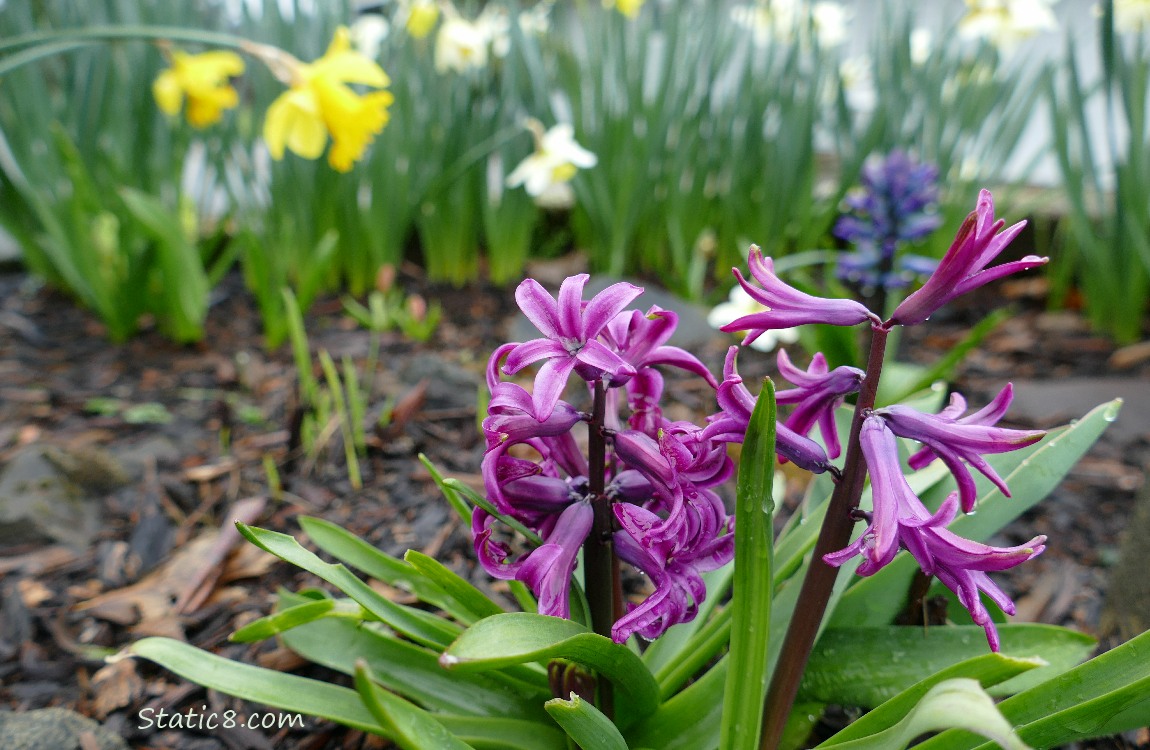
[
  {"x1": 775, "y1": 349, "x2": 865, "y2": 459},
  {"x1": 503, "y1": 274, "x2": 643, "y2": 420},
  {"x1": 602, "y1": 306, "x2": 719, "y2": 388},
  {"x1": 721, "y1": 245, "x2": 880, "y2": 348},
  {"x1": 873, "y1": 387, "x2": 1045, "y2": 513},
  {"x1": 906, "y1": 384, "x2": 1014, "y2": 471},
  {"x1": 702, "y1": 347, "x2": 832, "y2": 473},
  {"x1": 889, "y1": 189, "x2": 1047, "y2": 326}
]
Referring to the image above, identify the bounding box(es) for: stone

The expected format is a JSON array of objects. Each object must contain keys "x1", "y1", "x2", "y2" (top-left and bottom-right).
[
  {"x1": 0, "y1": 707, "x2": 129, "y2": 750},
  {"x1": 398, "y1": 353, "x2": 480, "y2": 411},
  {"x1": 0, "y1": 448, "x2": 101, "y2": 550}
]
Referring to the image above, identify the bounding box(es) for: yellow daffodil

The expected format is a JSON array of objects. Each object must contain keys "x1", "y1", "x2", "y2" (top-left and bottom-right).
[
  {"x1": 602, "y1": 0, "x2": 646, "y2": 18},
  {"x1": 153, "y1": 50, "x2": 245, "y2": 128},
  {"x1": 405, "y1": 0, "x2": 441, "y2": 38},
  {"x1": 263, "y1": 27, "x2": 394, "y2": 172}
]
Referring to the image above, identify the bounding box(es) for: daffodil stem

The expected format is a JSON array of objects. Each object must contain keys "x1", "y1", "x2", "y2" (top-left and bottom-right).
[
  {"x1": 759, "y1": 324, "x2": 889, "y2": 750},
  {"x1": 585, "y1": 379, "x2": 619, "y2": 718}
]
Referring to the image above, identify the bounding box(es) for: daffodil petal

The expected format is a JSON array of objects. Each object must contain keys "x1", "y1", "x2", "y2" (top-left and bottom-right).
[{"x1": 152, "y1": 70, "x2": 184, "y2": 116}]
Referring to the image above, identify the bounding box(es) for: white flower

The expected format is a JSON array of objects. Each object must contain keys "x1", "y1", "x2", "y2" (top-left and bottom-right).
[
  {"x1": 730, "y1": 0, "x2": 850, "y2": 48},
  {"x1": 506, "y1": 122, "x2": 597, "y2": 208},
  {"x1": 349, "y1": 14, "x2": 389, "y2": 60},
  {"x1": 839, "y1": 55, "x2": 876, "y2": 112},
  {"x1": 910, "y1": 27, "x2": 933, "y2": 65},
  {"x1": 708, "y1": 285, "x2": 800, "y2": 352},
  {"x1": 435, "y1": 14, "x2": 490, "y2": 73},
  {"x1": 959, "y1": 0, "x2": 1059, "y2": 49}
]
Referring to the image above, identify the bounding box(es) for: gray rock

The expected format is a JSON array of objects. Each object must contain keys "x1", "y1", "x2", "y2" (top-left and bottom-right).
[
  {"x1": 399, "y1": 353, "x2": 480, "y2": 411},
  {"x1": 0, "y1": 448, "x2": 101, "y2": 550},
  {"x1": 1007, "y1": 377, "x2": 1150, "y2": 442},
  {"x1": 0, "y1": 707, "x2": 129, "y2": 750}
]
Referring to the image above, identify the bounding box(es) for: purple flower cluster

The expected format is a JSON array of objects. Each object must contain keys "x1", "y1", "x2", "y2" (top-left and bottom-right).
[
  {"x1": 834, "y1": 150, "x2": 943, "y2": 290},
  {"x1": 476, "y1": 188, "x2": 1050, "y2": 652},
  {"x1": 720, "y1": 189, "x2": 1050, "y2": 650}
]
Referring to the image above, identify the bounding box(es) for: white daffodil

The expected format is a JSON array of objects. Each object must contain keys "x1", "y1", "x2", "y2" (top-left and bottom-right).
[
  {"x1": 349, "y1": 13, "x2": 390, "y2": 59},
  {"x1": 708, "y1": 285, "x2": 800, "y2": 353},
  {"x1": 435, "y1": 12, "x2": 490, "y2": 73},
  {"x1": 910, "y1": 28, "x2": 933, "y2": 65},
  {"x1": 730, "y1": 0, "x2": 850, "y2": 48},
  {"x1": 1099, "y1": 0, "x2": 1150, "y2": 32},
  {"x1": 506, "y1": 121, "x2": 597, "y2": 209},
  {"x1": 958, "y1": 0, "x2": 1058, "y2": 49}
]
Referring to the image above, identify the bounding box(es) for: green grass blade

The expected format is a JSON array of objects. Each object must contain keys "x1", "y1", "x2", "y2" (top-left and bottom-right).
[{"x1": 545, "y1": 693, "x2": 630, "y2": 750}]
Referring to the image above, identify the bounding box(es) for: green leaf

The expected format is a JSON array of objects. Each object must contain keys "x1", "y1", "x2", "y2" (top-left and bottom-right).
[
  {"x1": 277, "y1": 593, "x2": 549, "y2": 719},
  {"x1": 818, "y1": 652, "x2": 1045, "y2": 746},
  {"x1": 441, "y1": 613, "x2": 659, "y2": 729},
  {"x1": 404, "y1": 550, "x2": 505, "y2": 623},
  {"x1": 230, "y1": 598, "x2": 339, "y2": 642},
  {"x1": 545, "y1": 693, "x2": 630, "y2": 750},
  {"x1": 833, "y1": 399, "x2": 1122, "y2": 627},
  {"x1": 418, "y1": 454, "x2": 476, "y2": 528},
  {"x1": 800, "y1": 625, "x2": 1095, "y2": 708},
  {"x1": 127, "y1": 637, "x2": 387, "y2": 736},
  {"x1": 237, "y1": 523, "x2": 461, "y2": 649},
  {"x1": 354, "y1": 662, "x2": 476, "y2": 750},
  {"x1": 815, "y1": 679, "x2": 1030, "y2": 750},
  {"x1": 721, "y1": 377, "x2": 776, "y2": 750},
  {"x1": 298, "y1": 516, "x2": 451, "y2": 609},
  {"x1": 625, "y1": 655, "x2": 726, "y2": 750},
  {"x1": 915, "y1": 628, "x2": 1150, "y2": 750}
]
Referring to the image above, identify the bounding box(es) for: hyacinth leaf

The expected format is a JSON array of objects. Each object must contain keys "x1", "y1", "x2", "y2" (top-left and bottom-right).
[
  {"x1": 127, "y1": 637, "x2": 387, "y2": 735},
  {"x1": 720, "y1": 377, "x2": 776, "y2": 749},
  {"x1": 914, "y1": 628, "x2": 1150, "y2": 750},
  {"x1": 418, "y1": 453, "x2": 476, "y2": 527},
  {"x1": 441, "y1": 476, "x2": 544, "y2": 545},
  {"x1": 298, "y1": 515, "x2": 451, "y2": 609},
  {"x1": 800, "y1": 625, "x2": 1095, "y2": 708},
  {"x1": 440, "y1": 613, "x2": 659, "y2": 728},
  {"x1": 831, "y1": 399, "x2": 1121, "y2": 628},
  {"x1": 654, "y1": 603, "x2": 733, "y2": 700},
  {"x1": 625, "y1": 654, "x2": 727, "y2": 750},
  {"x1": 545, "y1": 693, "x2": 631, "y2": 750},
  {"x1": 818, "y1": 652, "x2": 1045, "y2": 746},
  {"x1": 404, "y1": 550, "x2": 506, "y2": 623},
  {"x1": 230, "y1": 597, "x2": 340, "y2": 642},
  {"x1": 277, "y1": 592, "x2": 550, "y2": 718},
  {"x1": 236, "y1": 523, "x2": 461, "y2": 649},
  {"x1": 354, "y1": 662, "x2": 474, "y2": 750},
  {"x1": 814, "y1": 679, "x2": 1030, "y2": 750}
]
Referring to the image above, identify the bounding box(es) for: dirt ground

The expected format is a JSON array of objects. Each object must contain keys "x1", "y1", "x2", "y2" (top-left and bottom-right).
[{"x1": 0, "y1": 263, "x2": 1147, "y2": 750}]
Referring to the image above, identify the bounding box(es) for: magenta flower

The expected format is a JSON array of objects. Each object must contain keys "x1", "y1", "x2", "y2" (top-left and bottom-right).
[
  {"x1": 823, "y1": 417, "x2": 1045, "y2": 650},
  {"x1": 702, "y1": 346, "x2": 833, "y2": 474},
  {"x1": 775, "y1": 350, "x2": 865, "y2": 460},
  {"x1": 721, "y1": 245, "x2": 879, "y2": 348},
  {"x1": 601, "y1": 306, "x2": 718, "y2": 388},
  {"x1": 473, "y1": 501, "x2": 593, "y2": 619},
  {"x1": 504, "y1": 274, "x2": 643, "y2": 420},
  {"x1": 889, "y1": 189, "x2": 1047, "y2": 326},
  {"x1": 873, "y1": 385, "x2": 1045, "y2": 513}
]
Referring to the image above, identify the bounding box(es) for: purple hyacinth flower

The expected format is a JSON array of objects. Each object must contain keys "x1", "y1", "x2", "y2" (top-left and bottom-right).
[
  {"x1": 611, "y1": 495, "x2": 734, "y2": 642},
  {"x1": 701, "y1": 346, "x2": 832, "y2": 474},
  {"x1": 602, "y1": 306, "x2": 719, "y2": 388},
  {"x1": 775, "y1": 350, "x2": 865, "y2": 460},
  {"x1": 823, "y1": 417, "x2": 1045, "y2": 650},
  {"x1": 484, "y1": 382, "x2": 584, "y2": 447},
  {"x1": 504, "y1": 274, "x2": 643, "y2": 420},
  {"x1": 720, "y1": 246, "x2": 880, "y2": 348},
  {"x1": 889, "y1": 190, "x2": 1048, "y2": 326},
  {"x1": 873, "y1": 386, "x2": 1045, "y2": 513},
  {"x1": 473, "y1": 501, "x2": 593, "y2": 619}
]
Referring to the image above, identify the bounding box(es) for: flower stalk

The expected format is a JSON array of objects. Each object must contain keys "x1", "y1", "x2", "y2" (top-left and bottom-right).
[{"x1": 759, "y1": 323, "x2": 889, "y2": 750}]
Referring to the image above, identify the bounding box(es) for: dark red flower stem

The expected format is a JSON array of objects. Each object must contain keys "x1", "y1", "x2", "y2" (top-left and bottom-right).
[
  {"x1": 759, "y1": 324, "x2": 889, "y2": 750},
  {"x1": 585, "y1": 379, "x2": 620, "y2": 718}
]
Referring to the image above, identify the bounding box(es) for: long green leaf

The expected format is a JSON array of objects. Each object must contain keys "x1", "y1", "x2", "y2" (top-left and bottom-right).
[
  {"x1": 815, "y1": 679, "x2": 1030, "y2": 750},
  {"x1": 127, "y1": 637, "x2": 387, "y2": 735},
  {"x1": 545, "y1": 693, "x2": 630, "y2": 750},
  {"x1": 818, "y1": 653, "x2": 1045, "y2": 746},
  {"x1": 800, "y1": 625, "x2": 1095, "y2": 709},
  {"x1": 237, "y1": 523, "x2": 461, "y2": 649},
  {"x1": 441, "y1": 613, "x2": 659, "y2": 729},
  {"x1": 720, "y1": 377, "x2": 776, "y2": 750},
  {"x1": 230, "y1": 597, "x2": 340, "y2": 642},
  {"x1": 404, "y1": 550, "x2": 505, "y2": 623},
  {"x1": 354, "y1": 662, "x2": 476, "y2": 750}
]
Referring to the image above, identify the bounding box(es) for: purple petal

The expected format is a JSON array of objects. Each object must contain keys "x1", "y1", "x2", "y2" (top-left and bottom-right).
[
  {"x1": 531, "y1": 356, "x2": 578, "y2": 421},
  {"x1": 503, "y1": 338, "x2": 568, "y2": 375},
  {"x1": 581, "y1": 281, "x2": 644, "y2": 340},
  {"x1": 515, "y1": 279, "x2": 563, "y2": 339},
  {"x1": 556, "y1": 274, "x2": 589, "y2": 338}
]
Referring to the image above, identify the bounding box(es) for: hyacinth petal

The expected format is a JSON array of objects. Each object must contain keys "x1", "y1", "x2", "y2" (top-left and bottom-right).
[
  {"x1": 644, "y1": 346, "x2": 719, "y2": 388},
  {"x1": 514, "y1": 279, "x2": 564, "y2": 339},
  {"x1": 517, "y1": 502, "x2": 594, "y2": 618},
  {"x1": 965, "y1": 383, "x2": 1013, "y2": 424},
  {"x1": 503, "y1": 338, "x2": 569, "y2": 374},
  {"x1": 556, "y1": 274, "x2": 589, "y2": 338},
  {"x1": 530, "y1": 356, "x2": 578, "y2": 421},
  {"x1": 487, "y1": 343, "x2": 518, "y2": 391},
  {"x1": 574, "y1": 339, "x2": 635, "y2": 380},
  {"x1": 952, "y1": 255, "x2": 1049, "y2": 298},
  {"x1": 581, "y1": 282, "x2": 644, "y2": 340},
  {"x1": 858, "y1": 417, "x2": 908, "y2": 568},
  {"x1": 776, "y1": 422, "x2": 832, "y2": 474}
]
